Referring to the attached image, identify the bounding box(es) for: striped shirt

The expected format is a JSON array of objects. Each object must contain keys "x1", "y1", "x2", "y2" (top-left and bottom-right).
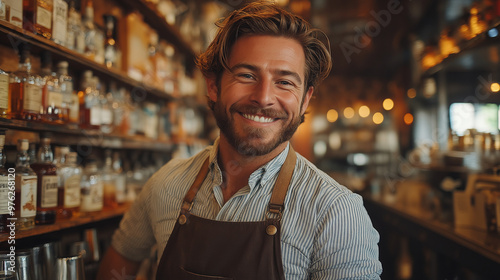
[{"x1": 112, "y1": 139, "x2": 382, "y2": 279}]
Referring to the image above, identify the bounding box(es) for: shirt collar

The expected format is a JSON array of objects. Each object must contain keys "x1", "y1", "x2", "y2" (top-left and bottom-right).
[{"x1": 208, "y1": 137, "x2": 291, "y2": 191}]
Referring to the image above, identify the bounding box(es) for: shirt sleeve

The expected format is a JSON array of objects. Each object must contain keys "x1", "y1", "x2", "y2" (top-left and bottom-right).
[
  {"x1": 310, "y1": 192, "x2": 382, "y2": 279},
  {"x1": 111, "y1": 180, "x2": 156, "y2": 262}
]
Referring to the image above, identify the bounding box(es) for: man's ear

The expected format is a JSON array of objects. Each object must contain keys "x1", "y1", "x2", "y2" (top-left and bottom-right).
[
  {"x1": 300, "y1": 86, "x2": 314, "y2": 115},
  {"x1": 205, "y1": 76, "x2": 218, "y2": 102}
]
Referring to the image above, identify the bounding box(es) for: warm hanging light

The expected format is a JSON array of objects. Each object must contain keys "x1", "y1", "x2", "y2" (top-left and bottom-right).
[
  {"x1": 373, "y1": 112, "x2": 384, "y2": 124},
  {"x1": 491, "y1": 82, "x2": 500, "y2": 93},
  {"x1": 404, "y1": 113, "x2": 414, "y2": 125},
  {"x1": 327, "y1": 109, "x2": 339, "y2": 123},
  {"x1": 358, "y1": 105, "x2": 370, "y2": 118},
  {"x1": 383, "y1": 98, "x2": 394, "y2": 111},
  {"x1": 343, "y1": 107, "x2": 355, "y2": 119}
]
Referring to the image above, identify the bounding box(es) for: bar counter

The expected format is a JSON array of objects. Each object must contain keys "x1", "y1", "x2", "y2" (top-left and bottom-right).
[{"x1": 363, "y1": 195, "x2": 500, "y2": 279}]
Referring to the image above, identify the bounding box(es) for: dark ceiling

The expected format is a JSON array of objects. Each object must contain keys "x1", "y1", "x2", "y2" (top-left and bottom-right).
[{"x1": 310, "y1": 0, "x2": 434, "y2": 79}]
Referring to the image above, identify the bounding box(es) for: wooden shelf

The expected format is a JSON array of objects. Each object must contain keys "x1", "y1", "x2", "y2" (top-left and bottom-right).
[
  {"x1": 0, "y1": 118, "x2": 175, "y2": 151},
  {"x1": 422, "y1": 22, "x2": 500, "y2": 76},
  {"x1": 0, "y1": 21, "x2": 173, "y2": 102},
  {"x1": 0, "y1": 204, "x2": 130, "y2": 242},
  {"x1": 120, "y1": 0, "x2": 197, "y2": 70}
]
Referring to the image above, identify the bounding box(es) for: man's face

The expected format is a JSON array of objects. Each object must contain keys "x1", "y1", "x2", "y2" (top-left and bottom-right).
[{"x1": 207, "y1": 35, "x2": 314, "y2": 156}]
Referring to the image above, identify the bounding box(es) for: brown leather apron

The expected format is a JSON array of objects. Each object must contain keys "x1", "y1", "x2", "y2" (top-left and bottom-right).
[{"x1": 156, "y1": 147, "x2": 297, "y2": 280}]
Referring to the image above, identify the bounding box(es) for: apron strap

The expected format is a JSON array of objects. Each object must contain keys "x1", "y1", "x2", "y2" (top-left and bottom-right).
[
  {"x1": 181, "y1": 157, "x2": 210, "y2": 213},
  {"x1": 266, "y1": 146, "x2": 296, "y2": 221}
]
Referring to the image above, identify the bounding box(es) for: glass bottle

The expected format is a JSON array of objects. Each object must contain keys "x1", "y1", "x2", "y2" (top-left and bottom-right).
[
  {"x1": 40, "y1": 51, "x2": 63, "y2": 123},
  {"x1": 99, "y1": 80, "x2": 113, "y2": 134},
  {"x1": 102, "y1": 149, "x2": 116, "y2": 209},
  {"x1": 57, "y1": 152, "x2": 81, "y2": 219},
  {"x1": 0, "y1": 130, "x2": 10, "y2": 233},
  {"x1": 57, "y1": 61, "x2": 79, "y2": 124},
  {"x1": 0, "y1": 0, "x2": 6, "y2": 21},
  {"x1": 82, "y1": 0, "x2": 96, "y2": 60},
  {"x1": 30, "y1": 134, "x2": 58, "y2": 225},
  {"x1": 8, "y1": 44, "x2": 43, "y2": 121},
  {"x1": 0, "y1": 67, "x2": 9, "y2": 118},
  {"x1": 14, "y1": 139, "x2": 37, "y2": 230},
  {"x1": 51, "y1": 0, "x2": 67, "y2": 46},
  {"x1": 78, "y1": 70, "x2": 100, "y2": 129},
  {"x1": 103, "y1": 14, "x2": 117, "y2": 69},
  {"x1": 80, "y1": 157, "x2": 103, "y2": 214},
  {"x1": 112, "y1": 151, "x2": 126, "y2": 205},
  {"x1": 23, "y1": 0, "x2": 53, "y2": 39},
  {"x1": 66, "y1": 0, "x2": 85, "y2": 53}
]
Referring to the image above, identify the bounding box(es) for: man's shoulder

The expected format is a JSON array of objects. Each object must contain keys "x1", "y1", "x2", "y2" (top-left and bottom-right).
[{"x1": 292, "y1": 154, "x2": 356, "y2": 202}]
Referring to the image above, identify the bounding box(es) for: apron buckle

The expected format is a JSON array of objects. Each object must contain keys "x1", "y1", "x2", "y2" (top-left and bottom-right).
[{"x1": 266, "y1": 204, "x2": 283, "y2": 221}]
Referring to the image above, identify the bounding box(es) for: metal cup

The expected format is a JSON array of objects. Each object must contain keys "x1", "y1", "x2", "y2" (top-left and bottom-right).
[
  {"x1": 41, "y1": 242, "x2": 61, "y2": 280},
  {"x1": 68, "y1": 241, "x2": 90, "y2": 263},
  {"x1": 56, "y1": 255, "x2": 86, "y2": 280},
  {"x1": 14, "y1": 250, "x2": 35, "y2": 280},
  {"x1": 0, "y1": 251, "x2": 16, "y2": 276},
  {"x1": 31, "y1": 246, "x2": 43, "y2": 280},
  {"x1": 83, "y1": 228, "x2": 100, "y2": 262}
]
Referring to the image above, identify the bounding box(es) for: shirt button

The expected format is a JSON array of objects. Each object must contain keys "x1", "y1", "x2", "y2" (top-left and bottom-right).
[{"x1": 266, "y1": 225, "x2": 277, "y2": 236}]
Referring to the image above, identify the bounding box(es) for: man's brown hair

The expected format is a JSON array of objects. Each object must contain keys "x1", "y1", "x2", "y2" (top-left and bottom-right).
[{"x1": 196, "y1": 1, "x2": 332, "y2": 91}]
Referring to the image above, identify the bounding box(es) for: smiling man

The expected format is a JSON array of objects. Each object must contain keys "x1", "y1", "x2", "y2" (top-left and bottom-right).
[{"x1": 97, "y1": 2, "x2": 382, "y2": 280}]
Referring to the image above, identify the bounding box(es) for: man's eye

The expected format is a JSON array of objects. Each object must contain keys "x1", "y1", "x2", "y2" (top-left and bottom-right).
[
  {"x1": 238, "y1": 73, "x2": 254, "y2": 79},
  {"x1": 278, "y1": 80, "x2": 292, "y2": 86}
]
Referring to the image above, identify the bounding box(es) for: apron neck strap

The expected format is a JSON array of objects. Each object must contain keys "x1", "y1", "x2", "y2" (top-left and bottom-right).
[
  {"x1": 181, "y1": 145, "x2": 297, "y2": 217},
  {"x1": 266, "y1": 146, "x2": 296, "y2": 221}
]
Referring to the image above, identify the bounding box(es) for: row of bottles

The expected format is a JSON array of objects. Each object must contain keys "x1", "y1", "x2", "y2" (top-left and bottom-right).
[
  {"x1": 0, "y1": 43, "x2": 206, "y2": 140},
  {"x1": 419, "y1": 0, "x2": 500, "y2": 71},
  {"x1": 0, "y1": 130, "x2": 141, "y2": 233},
  {"x1": 0, "y1": 0, "x2": 120, "y2": 69}
]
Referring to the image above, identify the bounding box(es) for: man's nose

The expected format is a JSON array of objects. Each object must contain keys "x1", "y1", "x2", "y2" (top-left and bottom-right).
[{"x1": 250, "y1": 78, "x2": 275, "y2": 106}]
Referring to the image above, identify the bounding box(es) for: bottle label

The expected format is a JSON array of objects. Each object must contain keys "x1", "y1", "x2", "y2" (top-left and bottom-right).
[
  {"x1": 0, "y1": 73, "x2": 8, "y2": 109},
  {"x1": 90, "y1": 107, "x2": 101, "y2": 126},
  {"x1": 81, "y1": 181, "x2": 103, "y2": 212},
  {"x1": 36, "y1": 6, "x2": 52, "y2": 30},
  {"x1": 41, "y1": 175, "x2": 58, "y2": 208},
  {"x1": 23, "y1": 83, "x2": 42, "y2": 113},
  {"x1": 0, "y1": 176, "x2": 9, "y2": 215},
  {"x1": 48, "y1": 91, "x2": 63, "y2": 107},
  {"x1": 70, "y1": 94, "x2": 79, "y2": 122},
  {"x1": 64, "y1": 174, "x2": 81, "y2": 208},
  {"x1": 16, "y1": 175, "x2": 37, "y2": 218},
  {"x1": 52, "y1": 0, "x2": 68, "y2": 44},
  {"x1": 101, "y1": 108, "x2": 112, "y2": 125}
]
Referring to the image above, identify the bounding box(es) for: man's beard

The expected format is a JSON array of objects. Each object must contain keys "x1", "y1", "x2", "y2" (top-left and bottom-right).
[{"x1": 212, "y1": 102, "x2": 302, "y2": 156}]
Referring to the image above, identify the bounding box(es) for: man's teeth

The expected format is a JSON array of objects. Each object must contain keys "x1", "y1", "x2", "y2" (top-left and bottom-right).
[{"x1": 242, "y1": 114, "x2": 274, "y2": 123}]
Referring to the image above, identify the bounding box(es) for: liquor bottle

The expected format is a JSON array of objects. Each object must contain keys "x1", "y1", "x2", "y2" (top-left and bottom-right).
[
  {"x1": 112, "y1": 151, "x2": 126, "y2": 204},
  {"x1": 99, "y1": 81, "x2": 113, "y2": 134},
  {"x1": 0, "y1": 0, "x2": 6, "y2": 21},
  {"x1": 78, "y1": 70, "x2": 100, "y2": 129},
  {"x1": 57, "y1": 152, "x2": 81, "y2": 218},
  {"x1": 103, "y1": 14, "x2": 117, "y2": 69},
  {"x1": 23, "y1": 0, "x2": 53, "y2": 39},
  {"x1": 40, "y1": 51, "x2": 63, "y2": 123},
  {"x1": 30, "y1": 133, "x2": 58, "y2": 224},
  {"x1": 9, "y1": 44, "x2": 43, "y2": 121},
  {"x1": 14, "y1": 139, "x2": 37, "y2": 230},
  {"x1": 51, "y1": 0, "x2": 67, "y2": 46},
  {"x1": 82, "y1": 0, "x2": 96, "y2": 60},
  {"x1": 0, "y1": 130, "x2": 10, "y2": 233},
  {"x1": 0, "y1": 67, "x2": 9, "y2": 118},
  {"x1": 102, "y1": 149, "x2": 116, "y2": 209},
  {"x1": 66, "y1": 0, "x2": 84, "y2": 53},
  {"x1": 57, "y1": 61, "x2": 79, "y2": 123},
  {"x1": 80, "y1": 157, "x2": 103, "y2": 213}
]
